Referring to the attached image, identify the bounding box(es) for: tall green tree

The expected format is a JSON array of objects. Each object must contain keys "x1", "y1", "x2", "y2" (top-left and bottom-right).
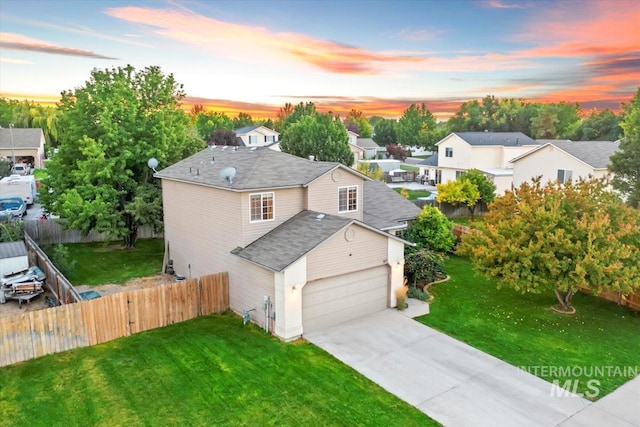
[
  {"x1": 41, "y1": 65, "x2": 203, "y2": 248},
  {"x1": 280, "y1": 113, "x2": 353, "y2": 166},
  {"x1": 194, "y1": 111, "x2": 233, "y2": 140},
  {"x1": 459, "y1": 177, "x2": 640, "y2": 312},
  {"x1": 344, "y1": 109, "x2": 372, "y2": 138},
  {"x1": 372, "y1": 118, "x2": 396, "y2": 146},
  {"x1": 609, "y1": 88, "x2": 640, "y2": 207},
  {"x1": 274, "y1": 102, "x2": 317, "y2": 133},
  {"x1": 396, "y1": 103, "x2": 440, "y2": 150},
  {"x1": 458, "y1": 169, "x2": 496, "y2": 206},
  {"x1": 569, "y1": 109, "x2": 621, "y2": 141},
  {"x1": 233, "y1": 112, "x2": 254, "y2": 129}
]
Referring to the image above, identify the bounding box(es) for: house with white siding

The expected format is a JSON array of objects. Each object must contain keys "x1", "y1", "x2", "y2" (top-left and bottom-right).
[
  {"x1": 435, "y1": 132, "x2": 539, "y2": 193},
  {"x1": 0, "y1": 127, "x2": 46, "y2": 168},
  {"x1": 156, "y1": 147, "x2": 420, "y2": 341},
  {"x1": 234, "y1": 125, "x2": 280, "y2": 150},
  {"x1": 510, "y1": 140, "x2": 619, "y2": 187}
]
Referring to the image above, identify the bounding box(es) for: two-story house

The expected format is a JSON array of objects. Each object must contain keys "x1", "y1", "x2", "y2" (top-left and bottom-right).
[
  {"x1": 510, "y1": 140, "x2": 619, "y2": 187},
  {"x1": 234, "y1": 125, "x2": 280, "y2": 150},
  {"x1": 156, "y1": 147, "x2": 420, "y2": 341},
  {"x1": 435, "y1": 132, "x2": 539, "y2": 193}
]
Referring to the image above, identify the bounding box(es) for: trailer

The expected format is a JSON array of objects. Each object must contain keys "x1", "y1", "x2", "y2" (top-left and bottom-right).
[{"x1": 0, "y1": 175, "x2": 37, "y2": 205}]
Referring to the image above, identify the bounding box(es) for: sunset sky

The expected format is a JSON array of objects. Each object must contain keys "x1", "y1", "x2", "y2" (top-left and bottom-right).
[{"x1": 1, "y1": 0, "x2": 638, "y2": 119}]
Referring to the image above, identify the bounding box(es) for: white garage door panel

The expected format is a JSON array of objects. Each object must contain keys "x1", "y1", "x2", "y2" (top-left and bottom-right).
[{"x1": 303, "y1": 266, "x2": 388, "y2": 333}]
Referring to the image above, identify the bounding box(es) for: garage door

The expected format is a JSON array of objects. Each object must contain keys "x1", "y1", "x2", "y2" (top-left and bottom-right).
[{"x1": 302, "y1": 266, "x2": 388, "y2": 333}]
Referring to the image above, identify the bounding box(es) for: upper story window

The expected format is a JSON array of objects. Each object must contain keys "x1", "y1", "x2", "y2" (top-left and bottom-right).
[
  {"x1": 338, "y1": 185, "x2": 358, "y2": 213},
  {"x1": 265, "y1": 135, "x2": 275, "y2": 143},
  {"x1": 248, "y1": 135, "x2": 258, "y2": 144},
  {"x1": 445, "y1": 147, "x2": 453, "y2": 158},
  {"x1": 557, "y1": 169, "x2": 573, "y2": 184},
  {"x1": 250, "y1": 192, "x2": 274, "y2": 222}
]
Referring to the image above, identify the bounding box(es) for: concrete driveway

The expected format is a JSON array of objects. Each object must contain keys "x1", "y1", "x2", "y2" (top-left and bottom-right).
[{"x1": 304, "y1": 308, "x2": 637, "y2": 427}]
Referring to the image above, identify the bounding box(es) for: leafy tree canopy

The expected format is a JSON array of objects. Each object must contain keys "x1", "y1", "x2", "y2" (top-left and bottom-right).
[
  {"x1": 436, "y1": 178, "x2": 481, "y2": 218},
  {"x1": 194, "y1": 111, "x2": 233, "y2": 140},
  {"x1": 372, "y1": 118, "x2": 397, "y2": 147},
  {"x1": 279, "y1": 112, "x2": 353, "y2": 166},
  {"x1": 396, "y1": 103, "x2": 441, "y2": 150},
  {"x1": 41, "y1": 65, "x2": 204, "y2": 248},
  {"x1": 569, "y1": 109, "x2": 621, "y2": 141},
  {"x1": 233, "y1": 112, "x2": 254, "y2": 129},
  {"x1": 356, "y1": 160, "x2": 383, "y2": 180},
  {"x1": 385, "y1": 143, "x2": 407, "y2": 161},
  {"x1": 274, "y1": 102, "x2": 317, "y2": 133},
  {"x1": 458, "y1": 169, "x2": 496, "y2": 205},
  {"x1": 344, "y1": 109, "x2": 372, "y2": 138},
  {"x1": 207, "y1": 129, "x2": 238, "y2": 146},
  {"x1": 459, "y1": 177, "x2": 640, "y2": 312},
  {"x1": 402, "y1": 205, "x2": 456, "y2": 253},
  {"x1": 609, "y1": 88, "x2": 640, "y2": 207}
]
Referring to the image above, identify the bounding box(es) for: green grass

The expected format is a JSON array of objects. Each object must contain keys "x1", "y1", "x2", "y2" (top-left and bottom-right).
[
  {"x1": 393, "y1": 188, "x2": 432, "y2": 200},
  {"x1": 32, "y1": 168, "x2": 48, "y2": 180},
  {"x1": 400, "y1": 164, "x2": 419, "y2": 172},
  {"x1": 0, "y1": 313, "x2": 437, "y2": 426},
  {"x1": 418, "y1": 256, "x2": 640, "y2": 399},
  {"x1": 47, "y1": 238, "x2": 164, "y2": 285}
]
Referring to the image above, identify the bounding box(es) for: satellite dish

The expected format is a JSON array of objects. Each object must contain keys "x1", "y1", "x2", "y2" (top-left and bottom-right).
[
  {"x1": 219, "y1": 167, "x2": 237, "y2": 185},
  {"x1": 147, "y1": 158, "x2": 159, "y2": 173}
]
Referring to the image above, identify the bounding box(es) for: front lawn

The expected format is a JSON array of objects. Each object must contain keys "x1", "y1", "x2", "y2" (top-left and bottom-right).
[
  {"x1": 400, "y1": 164, "x2": 419, "y2": 172},
  {"x1": 46, "y1": 238, "x2": 164, "y2": 285},
  {"x1": 0, "y1": 313, "x2": 436, "y2": 426},
  {"x1": 419, "y1": 256, "x2": 640, "y2": 399}
]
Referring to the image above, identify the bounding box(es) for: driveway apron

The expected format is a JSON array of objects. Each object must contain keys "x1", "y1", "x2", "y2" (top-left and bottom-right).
[{"x1": 304, "y1": 308, "x2": 632, "y2": 427}]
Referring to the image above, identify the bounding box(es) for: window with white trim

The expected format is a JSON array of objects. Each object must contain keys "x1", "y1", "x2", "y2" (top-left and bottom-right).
[
  {"x1": 445, "y1": 147, "x2": 453, "y2": 157},
  {"x1": 248, "y1": 135, "x2": 258, "y2": 144},
  {"x1": 557, "y1": 169, "x2": 573, "y2": 184},
  {"x1": 250, "y1": 193, "x2": 274, "y2": 222},
  {"x1": 338, "y1": 186, "x2": 358, "y2": 212},
  {"x1": 265, "y1": 135, "x2": 275, "y2": 143}
]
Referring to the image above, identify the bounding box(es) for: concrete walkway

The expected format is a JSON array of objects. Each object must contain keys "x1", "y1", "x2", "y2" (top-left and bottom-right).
[{"x1": 304, "y1": 304, "x2": 639, "y2": 427}]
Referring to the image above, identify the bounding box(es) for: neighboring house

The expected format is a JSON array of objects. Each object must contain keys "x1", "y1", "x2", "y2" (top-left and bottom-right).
[
  {"x1": 417, "y1": 154, "x2": 439, "y2": 185},
  {"x1": 0, "y1": 128, "x2": 46, "y2": 168},
  {"x1": 156, "y1": 147, "x2": 420, "y2": 341},
  {"x1": 511, "y1": 140, "x2": 620, "y2": 188},
  {"x1": 234, "y1": 125, "x2": 280, "y2": 150},
  {"x1": 0, "y1": 241, "x2": 28, "y2": 277},
  {"x1": 435, "y1": 132, "x2": 539, "y2": 193}
]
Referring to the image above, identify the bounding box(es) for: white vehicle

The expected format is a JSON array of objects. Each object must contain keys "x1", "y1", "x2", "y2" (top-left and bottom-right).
[
  {"x1": 11, "y1": 163, "x2": 31, "y2": 175},
  {"x1": 0, "y1": 174, "x2": 37, "y2": 205}
]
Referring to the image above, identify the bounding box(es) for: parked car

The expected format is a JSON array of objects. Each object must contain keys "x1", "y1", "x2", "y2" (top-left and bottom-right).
[
  {"x1": 0, "y1": 196, "x2": 26, "y2": 218},
  {"x1": 11, "y1": 163, "x2": 30, "y2": 175}
]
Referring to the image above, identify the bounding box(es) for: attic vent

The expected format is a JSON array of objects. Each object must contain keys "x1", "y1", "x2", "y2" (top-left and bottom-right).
[{"x1": 316, "y1": 214, "x2": 325, "y2": 221}]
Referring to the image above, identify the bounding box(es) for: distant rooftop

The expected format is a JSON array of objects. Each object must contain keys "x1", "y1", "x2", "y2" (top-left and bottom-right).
[
  {"x1": 446, "y1": 132, "x2": 537, "y2": 147},
  {"x1": 547, "y1": 140, "x2": 619, "y2": 169}
]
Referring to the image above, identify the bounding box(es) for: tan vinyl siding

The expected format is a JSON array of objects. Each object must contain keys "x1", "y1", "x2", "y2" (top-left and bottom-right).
[
  {"x1": 161, "y1": 180, "x2": 275, "y2": 328},
  {"x1": 240, "y1": 187, "x2": 305, "y2": 246},
  {"x1": 306, "y1": 224, "x2": 388, "y2": 281},
  {"x1": 306, "y1": 170, "x2": 363, "y2": 220}
]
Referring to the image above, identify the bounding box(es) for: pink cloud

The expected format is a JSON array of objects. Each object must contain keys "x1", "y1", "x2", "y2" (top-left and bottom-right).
[{"x1": 0, "y1": 32, "x2": 116, "y2": 59}]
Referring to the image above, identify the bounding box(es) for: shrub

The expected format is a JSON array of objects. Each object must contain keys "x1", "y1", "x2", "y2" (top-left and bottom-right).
[
  {"x1": 49, "y1": 244, "x2": 76, "y2": 275},
  {"x1": 402, "y1": 205, "x2": 456, "y2": 252},
  {"x1": 405, "y1": 249, "x2": 446, "y2": 287},
  {"x1": 407, "y1": 286, "x2": 431, "y2": 302}
]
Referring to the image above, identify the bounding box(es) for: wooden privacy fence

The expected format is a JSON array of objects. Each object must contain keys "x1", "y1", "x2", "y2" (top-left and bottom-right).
[
  {"x1": 0, "y1": 272, "x2": 229, "y2": 367},
  {"x1": 24, "y1": 220, "x2": 162, "y2": 246},
  {"x1": 23, "y1": 231, "x2": 81, "y2": 305}
]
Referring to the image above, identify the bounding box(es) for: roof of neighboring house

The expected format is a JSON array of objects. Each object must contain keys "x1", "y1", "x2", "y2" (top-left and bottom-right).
[
  {"x1": 363, "y1": 180, "x2": 422, "y2": 230},
  {"x1": 156, "y1": 146, "x2": 353, "y2": 191},
  {"x1": 356, "y1": 138, "x2": 380, "y2": 149},
  {"x1": 418, "y1": 154, "x2": 438, "y2": 166},
  {"x1": 0, "y1": 128, "x2": 45, "y2": 149},
  {"x1": 234, "y1": 125, "x2": 279, "y2": 135},
  {"x1": 232, "y1": 210, "x2": 410, "y2": 272},
  {"x1": 511, "y1": 140, "x2": 619, "y2": 169},
  {"x1": 0, "y1": 241, "x2": 27, "y2": 260},
  {"x1": 439, "y1": 132, "x2": 537, "y2": 147}
]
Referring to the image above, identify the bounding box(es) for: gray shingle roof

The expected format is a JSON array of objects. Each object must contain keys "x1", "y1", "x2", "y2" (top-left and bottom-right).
[
  {"x1": 156, "y1": 147, "x2": 338, "y2": 191},
  {"x1": 549, "y1": 140, "x2": 619, "y2": 168},
  {"x1": 0, "y1": 128, "x2": 45, "y2": 149},
  {"x1": 0, "y1": 241, "x2": 27, "y2": 260},
  {"x1": 418, "y1": 154, "x2": 438, "y2": 166},
  {"x1": 363, "y1": 181, "x2": 421, "y2": 230},
  {"x1": 356, "y1": 138, "x2": 380, "y2": 149},
  {"x1": 451, "y1": 132, "x2": 537, "y2": 147},
  {"x1": 231, "y1": 211, "x2": 352, "y2": 271},
  {"x1": 233, "y1": 125, "x2": 260, "y2": 134}
]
